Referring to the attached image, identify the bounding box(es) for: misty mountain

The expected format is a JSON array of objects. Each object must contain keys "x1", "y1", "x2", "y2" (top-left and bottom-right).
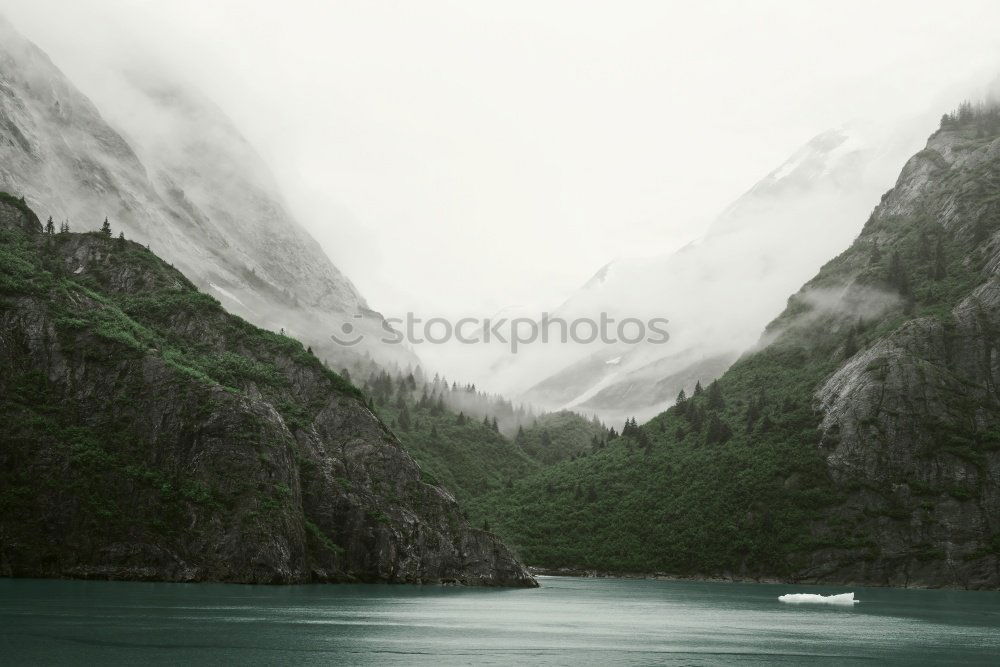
[
  {"x1": 473, "y1": 103, "x2": 1000, "y2": 587},
  {"x1": 498, "y1": 120, "x2": 929, "y2": 424},
  {"x1": 0, "y1": 15, "x2": 412, "y2": 370}
]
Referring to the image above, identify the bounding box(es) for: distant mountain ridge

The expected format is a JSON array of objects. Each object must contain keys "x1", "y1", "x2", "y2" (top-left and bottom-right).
[{"x1": 507, "y1": 118, "x2": 930, "y2": 424}]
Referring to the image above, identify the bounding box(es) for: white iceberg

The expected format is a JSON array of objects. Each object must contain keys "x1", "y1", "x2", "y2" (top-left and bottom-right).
[{"x1": 778, "y1": 592, "x2": 859, "y2": 605}]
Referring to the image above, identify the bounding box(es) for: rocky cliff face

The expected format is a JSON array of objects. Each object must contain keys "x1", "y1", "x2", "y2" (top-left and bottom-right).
[
  {"x1": 799, "y1": 111, "x2": 1000, "y2": 587},
  {"x1": 0, "y1": 197, "x2": 534, "y2": 586}
]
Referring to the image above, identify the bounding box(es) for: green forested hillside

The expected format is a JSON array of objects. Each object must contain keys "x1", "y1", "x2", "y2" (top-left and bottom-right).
[
  {"x1": 349, "y1": 367, "x2": 610, "y2": 505},
  {"x1": 514, "y1": 411, "x2": 608, "y2": 465},
  {"x1": 466, "y1": 106, "x2": 1000, "y2": 586},
  {"x1": 467, "y1": 361, "x2": 840, "y2": 574},
  {"x1": 376, "y1": 397, "x2": 540, "y2": 506}
]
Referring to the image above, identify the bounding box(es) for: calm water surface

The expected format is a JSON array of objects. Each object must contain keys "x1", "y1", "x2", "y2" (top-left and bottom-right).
[{"x1": 1, "y1": 576, "x2": 998, "y2": 664}]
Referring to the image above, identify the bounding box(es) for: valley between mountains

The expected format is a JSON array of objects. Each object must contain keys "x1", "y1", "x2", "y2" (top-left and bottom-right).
[{"x1": 2, "y1": 12, "x2": 1000, "y2": 590}]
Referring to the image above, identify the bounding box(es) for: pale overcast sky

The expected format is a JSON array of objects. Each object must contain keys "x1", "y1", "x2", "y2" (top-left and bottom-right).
[{"x1": 3, "y1": 0, "x2": 999, "y2": 318}]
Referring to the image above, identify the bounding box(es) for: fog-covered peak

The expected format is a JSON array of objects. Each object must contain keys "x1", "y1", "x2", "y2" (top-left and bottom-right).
[{"x1": 0, "y1": 15, "x2": 412, "y2": 369}]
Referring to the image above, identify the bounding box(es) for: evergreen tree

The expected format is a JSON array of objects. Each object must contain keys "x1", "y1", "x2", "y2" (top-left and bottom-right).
[
  {"x1": 45, "y1": 216, "x2": 54, "y2": 235},
  {"x1": 674, "y1": 389, "x2": 689, "y2": 418},
  {"x1": 622, "y1": 417, "x2": 643, "y2": 440},
  {"x1": 492, "y1": 416, "x2": 499, "y2": 433},
  {"x1": 398, "y1": 404, "x2": 411, "y2": 431},
  {"x1": 705, "y1": 414, "x2": 732, "y2": 444},
  {"x1": 693, "y1": 380, "x2": 704, "y2": 397},
  {"x1": 116, "y1": 231, "x2": 125, "y2": 248},
  {"x1": 100, "y1": 217, "x2": 112, "y2": 237},
  {"x1": 634, "y1": 427, "x2": 652, "y2": 454},
  {"x1": 540, "y1": 429, "x2": 552, "y2": 450},
  {"x1": 707, "y1": 380, "x2": 724, "y2": 410},
  {"x1": 689, "y1": 404, "x2": 704, "y2": 431}
]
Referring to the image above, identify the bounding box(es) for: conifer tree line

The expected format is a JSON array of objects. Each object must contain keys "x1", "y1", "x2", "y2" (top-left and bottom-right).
[
  {"x1": 339, "y1": 355, "x2": 607, "y2": 438},
  {"x1": 40, "y1": 215, "x2": 72, "y2": 234},
  {"x1": 667, "y1": 379, "x2": 735, "y2": 446},
  {"x1": 39, "y1": 213, "x2": 133, "y2": 246},
  {"x1": 332, "y1": 357, "x2": 770, "y2": 463},
  {"x1": 939, "y1": 99, "x2": 1000, "y2": 135}
]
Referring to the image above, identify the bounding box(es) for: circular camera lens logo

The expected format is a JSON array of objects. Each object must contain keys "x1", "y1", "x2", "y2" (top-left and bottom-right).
[{"x1": 331, "y1": 314, "x2": 365, "y2": 346}]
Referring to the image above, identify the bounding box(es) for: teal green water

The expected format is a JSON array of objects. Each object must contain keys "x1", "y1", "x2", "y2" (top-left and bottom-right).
[{"x1": 1, "y1": 576, "x2": 998, "y2": 664}]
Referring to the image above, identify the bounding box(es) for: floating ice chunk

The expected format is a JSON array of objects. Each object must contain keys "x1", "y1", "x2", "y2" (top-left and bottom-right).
[{"x1": 779, "y1": 592, "x2": 859, "y2": 605}]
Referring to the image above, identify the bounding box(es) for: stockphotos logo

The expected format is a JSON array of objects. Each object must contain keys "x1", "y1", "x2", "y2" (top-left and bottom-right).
[{"x1": 331, "y1": 313, "x2": 669, "y2": 353}]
